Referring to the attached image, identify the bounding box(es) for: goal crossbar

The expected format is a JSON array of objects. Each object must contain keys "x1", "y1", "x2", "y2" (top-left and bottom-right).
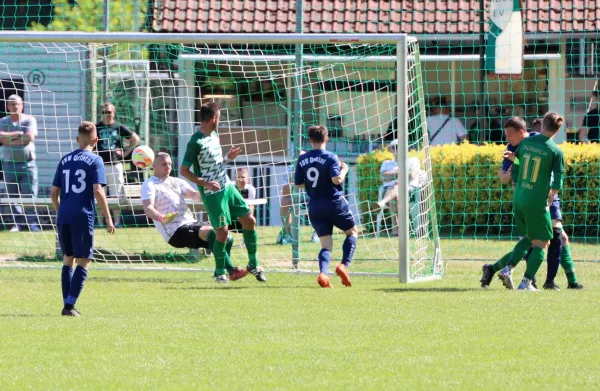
[{"x1": 0, "y1": 32, "x2": 407, "y2": 45}]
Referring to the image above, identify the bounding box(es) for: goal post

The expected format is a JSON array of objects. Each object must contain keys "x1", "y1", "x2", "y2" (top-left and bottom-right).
[{"x1": 0, "y1": 32, "x2": 443, "y2": 282}]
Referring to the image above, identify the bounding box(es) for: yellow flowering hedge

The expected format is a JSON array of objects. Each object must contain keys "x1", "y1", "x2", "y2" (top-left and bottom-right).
[{"x1": 357, "y1": 143, "x2": 600, "y2": 236}]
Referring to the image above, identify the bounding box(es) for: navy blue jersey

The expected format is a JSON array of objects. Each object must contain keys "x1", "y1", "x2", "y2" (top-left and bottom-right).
[
  {"x1": 501, "y1": 131, "x2": 539, "y2": 171},
  {"x1": 294, "y1": 149, "x2": 343, "y2": 201},
  {"x1": 52, "y1": 149, "x2": 106, "y2": 226}
]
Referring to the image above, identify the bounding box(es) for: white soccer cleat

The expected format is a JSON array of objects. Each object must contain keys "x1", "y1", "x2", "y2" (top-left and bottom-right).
[
  {"x1": 518, "y1": 278, "x2": 538, "y2": 291},
  {"x1": 498, "y1": 267, "x2": 514, "y2": 290},
  {"x1": 215, "y1": 274, "x2": 229, "y2": 284}
]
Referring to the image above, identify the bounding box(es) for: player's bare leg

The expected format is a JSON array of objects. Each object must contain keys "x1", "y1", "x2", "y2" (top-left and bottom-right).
[
  {"x1": 239, "y1": 213, "x2": 266, "y2": 282},
  {"x1": 336, "y1": 226, "x2": 357, "y2": 287},
  {"x1": 317, "y1": 235, "x2": 334, "y2": 288},
  {"x1": 373, "y1": 184, "x2": 398, "y2": 211}
]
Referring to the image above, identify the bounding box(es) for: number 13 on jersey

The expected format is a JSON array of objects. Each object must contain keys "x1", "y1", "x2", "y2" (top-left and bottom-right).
[{"x1": 62, "y1": 169, "x2": 87, "y2": 193}]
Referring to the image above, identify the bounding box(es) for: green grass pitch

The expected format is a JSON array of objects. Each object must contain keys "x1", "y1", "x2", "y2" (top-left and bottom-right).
[{"x1": 0, "y1": 261, "x2": 598, "y2": 389}]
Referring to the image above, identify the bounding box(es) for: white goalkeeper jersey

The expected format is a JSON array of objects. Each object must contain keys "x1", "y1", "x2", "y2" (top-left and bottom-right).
[{"x1": 141, "y1": 176, "x2": 197, "y2": 242}]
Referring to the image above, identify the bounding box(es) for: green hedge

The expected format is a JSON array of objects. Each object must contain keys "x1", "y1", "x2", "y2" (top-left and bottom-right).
[{"x1": 357, "y1": 143, "x2": 600, "y2": 237}]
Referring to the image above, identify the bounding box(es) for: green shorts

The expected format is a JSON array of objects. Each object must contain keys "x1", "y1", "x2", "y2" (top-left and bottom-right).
[
  {"x1": 513, "y1": 203, "x2": 552, "y2": 241},
  {"x1": 203, "y1": 184, "x2": 251, "y2": 228}
]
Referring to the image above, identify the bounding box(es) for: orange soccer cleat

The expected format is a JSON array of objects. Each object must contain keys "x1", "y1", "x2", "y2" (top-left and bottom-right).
[
  {"x1": 335, "y1": 264, "x2": 352, "y2": 287},
  {"x1": 317, "y1": 273, "x2": 333, "y2": 288}
]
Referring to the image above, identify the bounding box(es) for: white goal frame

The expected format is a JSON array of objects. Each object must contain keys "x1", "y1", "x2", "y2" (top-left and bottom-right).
[{"x1": 0, "y1": 32, "x2": 442, "y2": 283}]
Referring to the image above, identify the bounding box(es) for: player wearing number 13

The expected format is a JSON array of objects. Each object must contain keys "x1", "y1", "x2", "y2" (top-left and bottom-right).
[
  {"x1": 295, "y1": 125, "x2": 357, "y2": 288},
  {"x1": 501, "y1": 113, "x2": 565, "y2": 291},
  {"x1": 51, "y1": 121, "x2": 115, "y2": 316}
]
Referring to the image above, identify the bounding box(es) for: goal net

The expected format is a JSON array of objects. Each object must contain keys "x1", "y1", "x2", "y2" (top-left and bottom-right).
[{"x1": 0, "y1": 33, "x2": 442, "y2": 282}]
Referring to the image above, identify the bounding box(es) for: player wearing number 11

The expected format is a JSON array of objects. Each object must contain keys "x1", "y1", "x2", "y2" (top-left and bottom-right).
[
  {"x1": 51, "y1": 121, "x2": 115, "y2": 316},
  {"x1": 499, "y1": 113, "x2": 565, "y2": 291},
  {"x1": 295, "y1": 125, "x2": 357, "y2": 288}
]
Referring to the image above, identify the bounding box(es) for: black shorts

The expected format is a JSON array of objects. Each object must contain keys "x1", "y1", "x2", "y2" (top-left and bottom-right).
[{"x1": 168, "y1": 224, "x2": 210, "y2": 249}]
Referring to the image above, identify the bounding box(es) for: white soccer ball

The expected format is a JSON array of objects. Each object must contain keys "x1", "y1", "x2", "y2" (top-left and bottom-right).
[{"x1": 132, "y1": 145, "x2": 155, "y2": 169}]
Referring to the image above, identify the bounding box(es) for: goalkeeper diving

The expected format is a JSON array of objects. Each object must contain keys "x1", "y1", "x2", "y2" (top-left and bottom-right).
[{"x1": 141, "y1": 152, "x2": 247, "y2": 281}]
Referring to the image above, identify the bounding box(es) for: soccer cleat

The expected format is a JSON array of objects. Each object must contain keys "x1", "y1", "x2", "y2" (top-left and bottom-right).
[
  {"x1": 518, "y1": 279, "x2": 538, "y2": 291},
  {"x1": 229, "y1": 267, "x2": 248, "y2": 281},
  {"x1": 498, "y1": 267, "x2": 514, "y2": 290},
  {"x1": 480, "y1": 264, "x2": 495, "y2": 288},
  {"x1": 317, "y1": 273, "x2": 333, "y2": 288},
  {"x1": 8, "y1": 225, "x2": 19, "y2": 233},
  {"x1": 310, "y1": 232, "x2": 319, "y2": 243},
  {"x1": 281, "y1": 234, "x2": 293, "y2": 245},
  {"x1": 61, "y1": 307, "x2": 80, "y2": 317},
  {"x1": 215, "y1": 274, "x2": 229, "y2": 284},
  {"x1": 531, "y1": 279, "x2": 538, "y2": 290},
  {"x1": 335, "y1": 264, "x2": 352, "y2": 287},
  {"x1": 247, "y1": 266, "x2": 267, "y2": 282},
  {"x1": 567, "y1": 282, "x2": 584, "y2": 290},
  {"x1": 543, "y1": 281, "x2": 560, "y2": 291}
]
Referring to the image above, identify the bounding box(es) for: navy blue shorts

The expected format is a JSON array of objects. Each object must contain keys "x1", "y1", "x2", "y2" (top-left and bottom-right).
[
  {"x1": 549, "y1": 195, "x2": 562, "y2": 221},
  {"x1": 308, "y1": 198, "x2": 355, "y2": 237},
  {"x1": 58, "y1": 223, "x2": 94, "y2": 259}
]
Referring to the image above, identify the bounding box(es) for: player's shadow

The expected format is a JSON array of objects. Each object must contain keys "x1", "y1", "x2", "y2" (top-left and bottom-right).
[
  {"x1": 165, "y1": 285, "x2": 315, "y2": 291},
  {"x1": 0, "y1": 313, "x2": 54, "y2": 318},
  {"x1": 376, "y1": 287, "x2": 477, "y2": 293}
]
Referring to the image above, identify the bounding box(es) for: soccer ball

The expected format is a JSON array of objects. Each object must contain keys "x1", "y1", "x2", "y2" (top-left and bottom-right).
[{"x1": 132, "y1": 145, "x2": 155, "y2": 169}]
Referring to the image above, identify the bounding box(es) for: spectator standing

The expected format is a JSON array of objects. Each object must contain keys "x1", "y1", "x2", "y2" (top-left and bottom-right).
[
  {"x1": 230, "y1": 167, "x2": 257, "y2": 234},
  {"x1": 0, "y1": 94, "x2": 40, "y2": 232},
  {"x1": 579, "y1": 90, "x2": 599, "y2": 143},
  {"x1": 426, "y1": 96, "x2": 467, "y2": 146},
  {"x1": 95, "y1": 102, "x2": 141, "y2": 227}
]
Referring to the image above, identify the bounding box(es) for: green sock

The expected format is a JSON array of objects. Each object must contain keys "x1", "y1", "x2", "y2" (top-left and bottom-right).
[
  {"x1": 508, "y1": 238, "x2": 532, "y2": 267},
  {"x1": 207, "y1": 229, "x2": 216, "y2": 249},
  {"x1": 560, "y1": 245, "x2": 578, "y2": 284},
  {"x1": 492, "y1": 252, "x2": 511, "y2": 272},
  {"x1": 225, "y1": 236, "x2": 235, "y2": 273},
  {"x1": 524, "y1": 246, "x2": 544, "y2": 280},
  {"x1": 243, "y1": 229, "x2": 258, "y2": 268},
  {"x1": 208, "y1": 231, "x2": 234, "y2": 273},
  {"x1": 213, "y1": 240, "x2": 227, "y2": 276}
]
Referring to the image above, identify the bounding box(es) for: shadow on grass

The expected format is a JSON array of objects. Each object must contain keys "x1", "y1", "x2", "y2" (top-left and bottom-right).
[
  {"x1": 376, "y1": 287, "x2": 477, "y2": 293},
  {"x1": 164, "y1": 285, "x2": 315, "y2": 291},
  {"x1": 0, "y1": 313, "x2": 54, "y2": 318}
]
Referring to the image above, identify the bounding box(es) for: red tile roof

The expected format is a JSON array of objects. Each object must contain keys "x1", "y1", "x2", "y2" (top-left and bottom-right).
[{"x1": 152, "y1": 0, "x2": 600, "y2": 34}]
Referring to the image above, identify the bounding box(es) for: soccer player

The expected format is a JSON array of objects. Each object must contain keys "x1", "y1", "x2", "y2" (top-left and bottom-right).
[
  {"x1": 50, "y1": 121, "x2": 115, "y2": 317},
  {"x1": 180, "y1": 103, "x2": 266, "y2": 283},
  {"x1": 480, "y1": 117, "x2": 583, "y2": 290},
  {"x1": 495, "y1": 113, "x2": 566, "y2": 290},
  {"x1": 294, "y1": 125, "x2": 357, "y2": 288},
  {"x1": 141, "y1": 152, "x2": 247, "y2": 280}
]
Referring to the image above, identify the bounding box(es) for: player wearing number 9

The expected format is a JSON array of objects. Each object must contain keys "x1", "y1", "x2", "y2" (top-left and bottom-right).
[
  {"x1": 51, "y1": 121, "x2": 115, "y2": 317},
  {"x1": 294, "y1": 125, "x2": 357, "y2": 288}
]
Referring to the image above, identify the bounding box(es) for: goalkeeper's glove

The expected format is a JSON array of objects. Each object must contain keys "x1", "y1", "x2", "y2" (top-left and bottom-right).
[{"x1": 159, "y1": 212, "x2": 178, "y2": 224}]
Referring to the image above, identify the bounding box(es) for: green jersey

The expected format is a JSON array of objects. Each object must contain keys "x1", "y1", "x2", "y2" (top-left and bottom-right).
[
  {"x1": 182, "y1": 131, "x2": 231, "y2": 196},
  {"x1": 512, "y1": 134, "x2": 564, "y2": 208}
]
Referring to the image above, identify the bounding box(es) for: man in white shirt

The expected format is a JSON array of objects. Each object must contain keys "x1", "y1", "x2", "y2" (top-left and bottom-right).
[
  {"x1": 230, "y1": 167, "x2": 256, "y2": 234},
  {"x1": 426, "y1": 96, "x2": 467, "y2": 146},
  {"x1": 373, "y1": 140, "x2": 426, "y2": 235},
  {"x1": 141, "y1": 152, "x2": 247, "y2": 281}
]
